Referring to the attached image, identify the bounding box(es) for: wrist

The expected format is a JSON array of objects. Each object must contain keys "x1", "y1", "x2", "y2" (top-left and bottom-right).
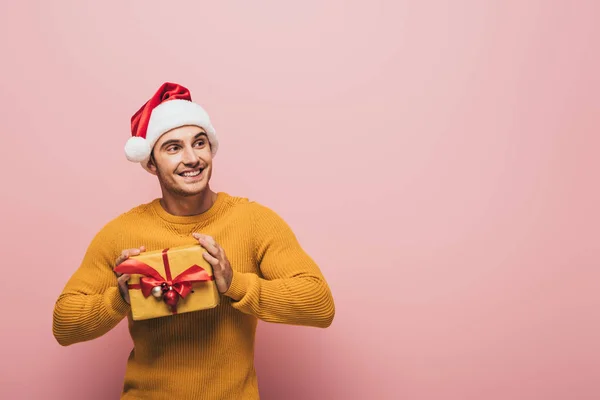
[
  {"x1": 223, "y1": 270, "x2": 253, "y2": 301},
  {"x1": 104, "y1": 287, "x2": 130, "y2": 317}
]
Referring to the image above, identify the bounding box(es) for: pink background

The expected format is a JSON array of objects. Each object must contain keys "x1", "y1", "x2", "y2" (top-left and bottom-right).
[{"x1": 1, "y1": 1, "x2": 599, "y2": 399}]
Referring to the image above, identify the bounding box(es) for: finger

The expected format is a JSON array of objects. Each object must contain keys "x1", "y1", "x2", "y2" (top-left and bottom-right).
[
  {"x1": 192, "y1": 232, "x2": 207, "y2": 247},
  {"x1": 205, "y1": 242, "x2": 220, "y2": 257},
  {"x1": 123, "y1": 247, "x2": 145, "y2": 257},
  {"x1": 202, "y1": 252, "x2": 219, "y2": 267},
  {"x1": 118, "y1": 274, "x2": 130, "y2": 283},
  {"x1": 205, "y1": 235, "x2": 217, "y2": 247},
  {"x1": 193, "y1": 233, "x2": 217, "y2": 247},
  {"x1": 197, "y1": 237, "x2": 220, "y2": 256},
  {"x1": 192, "y1": 232, "x2": 206, "y2": 241},
  {"x1": 116, "y1": 250, "x2": 130, "y2": 266},
  {"x1": 128, "y1": 248, "x2": 143, "y2": 257},
  {"x1": 116, "y1": 246, "x2": 145, "y2": 266}
]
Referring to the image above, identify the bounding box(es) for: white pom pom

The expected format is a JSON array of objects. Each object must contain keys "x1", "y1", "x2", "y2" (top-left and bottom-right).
[{"x1": 124, "y1": 136, "x2": 151, "y2": 162}]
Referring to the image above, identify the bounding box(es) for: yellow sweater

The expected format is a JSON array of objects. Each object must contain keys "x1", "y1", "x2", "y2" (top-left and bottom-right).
[{"x1": 52, "y1": 192, "x2": 335, "y2": 399}]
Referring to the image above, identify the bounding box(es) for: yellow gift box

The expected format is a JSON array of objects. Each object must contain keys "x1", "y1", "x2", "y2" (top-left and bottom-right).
[{"x1": 114, "y1": 244, "x2": 220, "y2": 320}]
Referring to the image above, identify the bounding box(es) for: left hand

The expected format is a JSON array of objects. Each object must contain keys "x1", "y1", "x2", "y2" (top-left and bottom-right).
[{"x1": 192, "y1": 233, "x2": 233, "y2": 294}]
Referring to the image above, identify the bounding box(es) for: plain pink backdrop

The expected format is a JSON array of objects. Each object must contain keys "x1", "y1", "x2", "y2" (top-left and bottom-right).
[{"x1": 1, "y1": 1, "x2": 599, "y2": 399}]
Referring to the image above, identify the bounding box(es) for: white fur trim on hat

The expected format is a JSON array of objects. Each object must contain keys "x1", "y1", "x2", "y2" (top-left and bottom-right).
[
  {"x1": 126, "y1": 99, "x2": 219, "y2": 171},
  {"x1": 147, "y1": 99, "x2": 218, "y2": 155}
]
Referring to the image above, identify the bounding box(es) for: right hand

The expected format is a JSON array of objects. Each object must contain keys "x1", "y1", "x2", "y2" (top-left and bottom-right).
[{"x1": 114, "y1": 246, "x2": 146, "y2": 304}]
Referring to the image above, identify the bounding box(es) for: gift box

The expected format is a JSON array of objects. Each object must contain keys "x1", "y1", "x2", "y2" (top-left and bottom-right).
[{"x1": 114, "y1": 244, "x2": 220, "y2": 320}]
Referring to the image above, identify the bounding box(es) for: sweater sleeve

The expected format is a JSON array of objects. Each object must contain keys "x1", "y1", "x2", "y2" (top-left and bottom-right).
[
  {"x1": 223, "y1": 203, "x2": 335, "y2": 328},
  {"x1": 52, "y1": 223, "x2": 130, "y2": 346}
]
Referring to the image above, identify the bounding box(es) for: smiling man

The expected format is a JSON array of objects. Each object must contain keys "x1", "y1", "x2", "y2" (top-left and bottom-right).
[{"x1": 52, "y1": 82, "x2": 335, "y2": 400}]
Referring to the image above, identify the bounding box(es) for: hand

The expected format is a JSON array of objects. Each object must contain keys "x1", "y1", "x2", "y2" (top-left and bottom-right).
[
  {"x1": 114, "y1": 246, "x2": 146, "y2": 304},
  {"x1": 192, "y1": 233, "x2": 233, "y2": 294}
]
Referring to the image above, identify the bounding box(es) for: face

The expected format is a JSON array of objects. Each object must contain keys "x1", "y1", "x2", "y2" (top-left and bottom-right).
[{"x1": 147, "y1": 125, "x2": 213, "y2": 197}]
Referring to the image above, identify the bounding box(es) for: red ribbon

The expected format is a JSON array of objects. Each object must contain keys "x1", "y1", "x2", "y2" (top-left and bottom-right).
[{"x1": 114, "y1": 248, "x2": 214, "y2": 313}]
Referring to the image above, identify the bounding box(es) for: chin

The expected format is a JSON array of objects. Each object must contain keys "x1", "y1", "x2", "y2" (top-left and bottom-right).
[{"x1": 174, "y1": 183, "x2": 208, "y2": 197}]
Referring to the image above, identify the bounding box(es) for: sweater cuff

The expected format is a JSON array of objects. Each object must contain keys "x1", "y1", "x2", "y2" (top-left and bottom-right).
[
  {"x1": 223, "y1": 271, "x2": 253, "y2": 301},
  {"x1": 103, "y1": 286, "x2": 131, "y2": 318}
]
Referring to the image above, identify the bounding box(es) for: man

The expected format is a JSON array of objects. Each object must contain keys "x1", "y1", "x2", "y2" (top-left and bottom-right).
[{"x1": 52, "y1": 82, "x2": 335, "y2": 400}]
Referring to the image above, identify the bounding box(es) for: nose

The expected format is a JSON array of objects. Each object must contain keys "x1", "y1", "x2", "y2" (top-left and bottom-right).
[{"x1": 181, "y1": 144, "x2": 199, "y2": 165}]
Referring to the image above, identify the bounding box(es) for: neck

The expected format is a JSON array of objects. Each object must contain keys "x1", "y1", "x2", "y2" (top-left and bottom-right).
[{"x1": 159, "y1": 187, "x2": 218, "y2": 217}]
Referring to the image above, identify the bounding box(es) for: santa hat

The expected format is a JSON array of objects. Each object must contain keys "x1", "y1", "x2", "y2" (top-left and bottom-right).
[{"x1": 125, "y1": 82, "x2": 218, "y2": 170}]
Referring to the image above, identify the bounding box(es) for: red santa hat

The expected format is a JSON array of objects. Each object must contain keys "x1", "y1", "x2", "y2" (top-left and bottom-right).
[{"x1": 125, "y1": 82, "x2": 218, "y2": 171}]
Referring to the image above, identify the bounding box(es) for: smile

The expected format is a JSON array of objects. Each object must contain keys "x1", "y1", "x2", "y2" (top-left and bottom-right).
[{"x1": 178, "y1": 168, "x2": 204, "y2": 178}]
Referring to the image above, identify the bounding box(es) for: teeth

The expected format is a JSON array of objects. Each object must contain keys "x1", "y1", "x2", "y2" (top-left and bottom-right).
[{"x1": 181, "y1": 170, "x2": 201, "y2": 177}]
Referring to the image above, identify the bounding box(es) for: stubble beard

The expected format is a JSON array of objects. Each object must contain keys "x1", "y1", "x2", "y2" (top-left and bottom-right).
[{"x1": 156, "y1": 166, "x2": 210, "y2": 198}]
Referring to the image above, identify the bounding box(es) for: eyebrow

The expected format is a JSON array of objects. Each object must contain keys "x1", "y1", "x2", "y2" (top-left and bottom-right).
[{"x1": 160, "y1": 132, "x2": 208, "y2": 150}]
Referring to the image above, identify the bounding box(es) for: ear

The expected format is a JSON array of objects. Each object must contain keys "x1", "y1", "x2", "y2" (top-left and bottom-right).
[{"x1": 146, "y1": 154, "x2": 158, "y2": 176}]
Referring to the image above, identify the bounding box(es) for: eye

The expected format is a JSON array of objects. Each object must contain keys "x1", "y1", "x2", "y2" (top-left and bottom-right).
[
  {"x1": 166, "y1": 145, "x2": 180, "y2": 152},
  {"x1": 194, "y1": 139, "x2": 207, "y2": 147}
]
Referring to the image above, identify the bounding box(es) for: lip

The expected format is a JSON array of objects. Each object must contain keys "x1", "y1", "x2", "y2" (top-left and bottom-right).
[{"x1": 178, "y1": 168, "x2": 204, "y2": 182}]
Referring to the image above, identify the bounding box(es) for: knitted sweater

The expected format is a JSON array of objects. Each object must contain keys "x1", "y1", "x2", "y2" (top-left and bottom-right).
[{"x1": 52, "y1": 192, "x2": 335, "y2": 399}]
